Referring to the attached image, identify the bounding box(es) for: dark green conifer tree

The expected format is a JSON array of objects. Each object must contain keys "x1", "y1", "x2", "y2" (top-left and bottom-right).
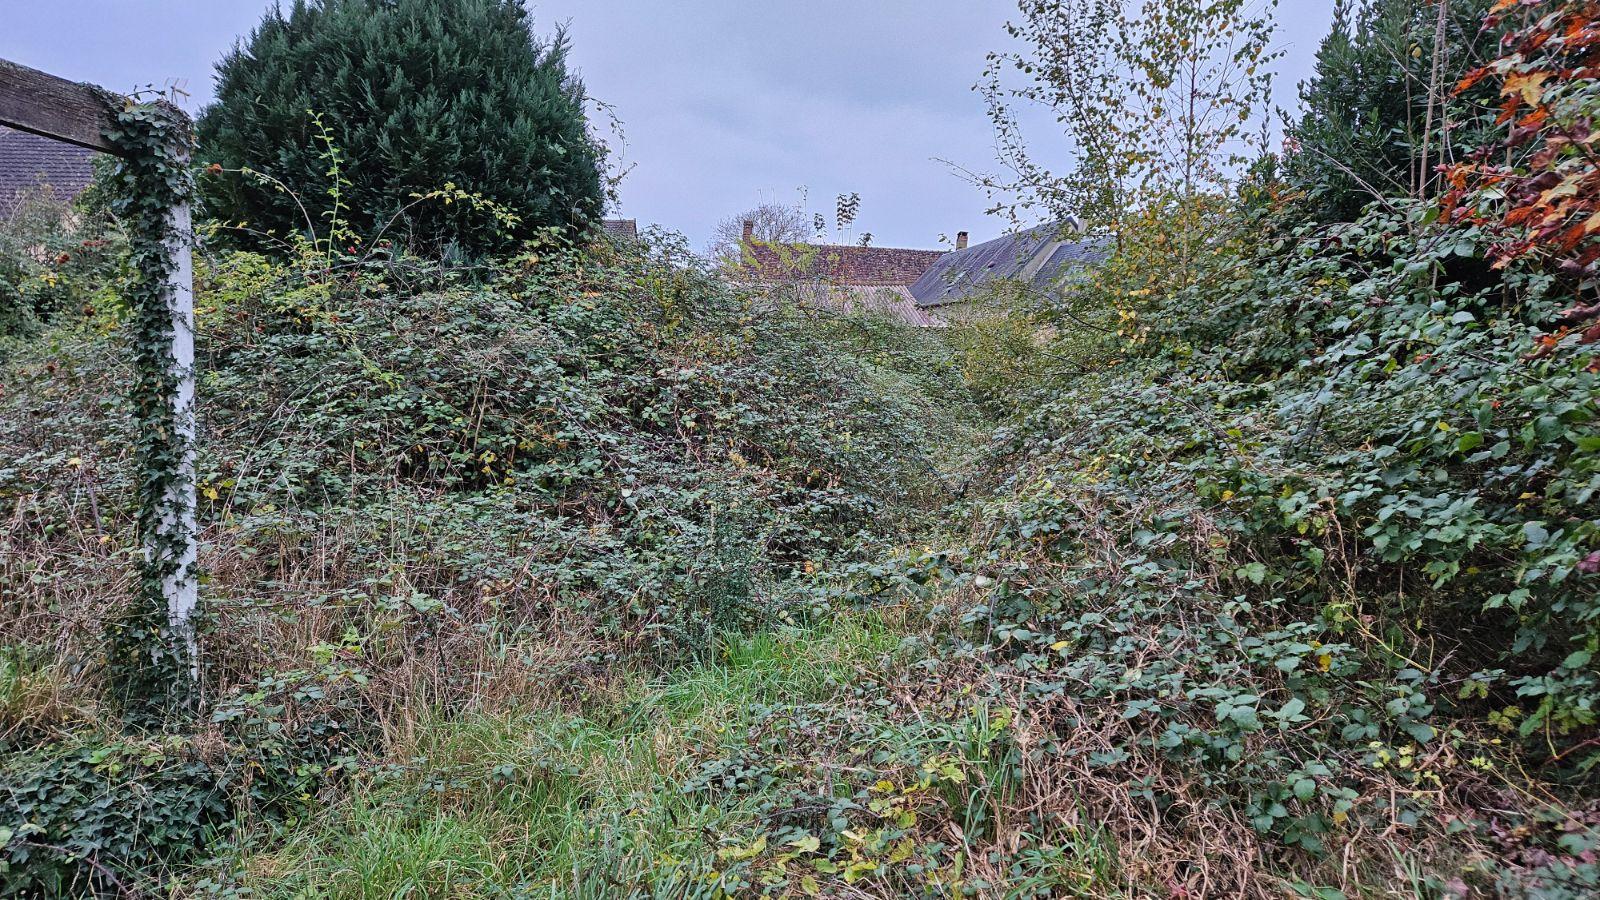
[
  {"x1": 1285, "y1": 0, "x2": 1495, "y2": 224},
  {"x1": 198, "y1": 0, "x2": 604, "y2": 255}
]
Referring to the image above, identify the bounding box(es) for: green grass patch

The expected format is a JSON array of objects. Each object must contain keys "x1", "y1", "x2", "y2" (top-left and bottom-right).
[{"x1": 209, "y1": 616, "x2": 902, "y2": 898}]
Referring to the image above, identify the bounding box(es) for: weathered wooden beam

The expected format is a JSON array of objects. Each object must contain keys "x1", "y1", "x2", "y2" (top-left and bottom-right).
[{"x1": 0, "y1": 56, "x2": 121, "y2": 154}]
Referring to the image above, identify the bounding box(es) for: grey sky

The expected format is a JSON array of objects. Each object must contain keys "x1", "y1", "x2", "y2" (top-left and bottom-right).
[{"x1": 3, "y1": 0, "x2": 1336, "y2": 250}]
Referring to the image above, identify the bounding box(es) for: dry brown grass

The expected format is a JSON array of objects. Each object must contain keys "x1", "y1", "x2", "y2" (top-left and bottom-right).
[{"x1": 2, "y1": 489, "x2": 626, "y2": 753}]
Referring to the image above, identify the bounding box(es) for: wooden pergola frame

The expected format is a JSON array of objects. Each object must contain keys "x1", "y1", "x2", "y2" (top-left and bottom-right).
[{"x1": 1, "y1": 57, "x2": 199, "y2": 682}]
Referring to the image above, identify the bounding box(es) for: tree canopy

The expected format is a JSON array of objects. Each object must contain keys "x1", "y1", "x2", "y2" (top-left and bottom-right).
[{"x1": 197, "y1": 0, "x2": 605, "y2": 255}]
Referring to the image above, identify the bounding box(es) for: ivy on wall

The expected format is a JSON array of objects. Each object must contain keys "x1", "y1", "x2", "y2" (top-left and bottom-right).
[{"x1": 100, "y1": 98, "x2": 199, "y2": 722}]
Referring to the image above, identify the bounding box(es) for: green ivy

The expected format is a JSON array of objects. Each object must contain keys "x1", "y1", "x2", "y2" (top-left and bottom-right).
[
  {"x1": 0, "y1": 739, "x2": 232, "y2": 896},
  {"x1": 100, "y1": 98, "x2": 200, "y2": 723}
]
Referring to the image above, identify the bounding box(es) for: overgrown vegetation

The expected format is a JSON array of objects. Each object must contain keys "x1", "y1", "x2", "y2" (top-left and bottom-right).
[
  {"x1": 0, "y1": 222, "x2": 979, "y2": 893},
  {"x1": 101, "y1": 94, "x2": 207, "y2": 722},
  {"x1": 3, "y1": 0, "x2": 1598, "y2": 896},
  {"x1": 0, "y1": 168, "x2": 124, "y2": 351},
  {"x1": 1286, "y1": 0, "x2": 1498, "y2": 224}
]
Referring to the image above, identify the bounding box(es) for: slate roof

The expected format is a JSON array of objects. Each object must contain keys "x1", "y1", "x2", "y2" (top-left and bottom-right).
[
  {"x1": 909, "y1": 222, "x2": 1107, "y2": 308},
  {"x1": 784, "y1": 283, "x2": 946, "y2": 328},
  {"x1": 601, "y1": 218, "x2": 638, "y2": 239},
  {"x1": 740, "y1": 241, "x2": 947, "y2": 287},
  {"x1": 0, "y1": 126, "x2": 97, "y2": 218}
]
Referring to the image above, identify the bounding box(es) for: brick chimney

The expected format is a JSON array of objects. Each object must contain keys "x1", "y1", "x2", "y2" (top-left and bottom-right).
[
  {"x1": 742, "y1": 219, "x2": 755, "y2": 245},
  {"x1": 955, "y1": 231, "x2": 969, "y2": 250}
]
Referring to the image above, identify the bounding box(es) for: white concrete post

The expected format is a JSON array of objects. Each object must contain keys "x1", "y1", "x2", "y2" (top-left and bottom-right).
[{"x1": 154, "y1": 198, "x2": 199, "y2": 680}]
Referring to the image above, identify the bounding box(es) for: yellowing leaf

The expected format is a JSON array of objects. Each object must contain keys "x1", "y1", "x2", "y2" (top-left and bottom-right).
[
  {"x1": 842, "y1": 859, "x2": 878, "y2": 883},
  {"x1": 717, "y1": 834, "x2": 767, "y2": 862},
  {"x1": 888, "y1": 837, "x2": 915, "y2": 863},
  {"x1": 1502, "y1": 72, "x2": 1549, "y2": 106}
]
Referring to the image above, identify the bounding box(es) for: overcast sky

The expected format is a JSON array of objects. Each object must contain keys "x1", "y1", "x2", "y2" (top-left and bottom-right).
[{"x1": 4, "y1": 0, "x2": 1336, "y2": 250}]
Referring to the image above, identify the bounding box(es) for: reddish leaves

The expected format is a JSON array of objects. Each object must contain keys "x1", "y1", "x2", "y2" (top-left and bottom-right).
[{"x1": 1441, "y1": 1, "x2": 1600, "y2": 354}]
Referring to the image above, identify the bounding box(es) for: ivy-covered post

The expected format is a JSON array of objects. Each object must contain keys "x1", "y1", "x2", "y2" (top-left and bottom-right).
[
  {"x1": 158, "y1": 153, "x2": 199, "y2": 679},
  {"x1": 104, "y1": 99, "x2": 202, "y2": 715},
  {"x1": 168, "y1": 199, "x2": 199, "y2": 680},
  {"x1": 1, "y1": 60, "x2": 202, "y2": 716}
]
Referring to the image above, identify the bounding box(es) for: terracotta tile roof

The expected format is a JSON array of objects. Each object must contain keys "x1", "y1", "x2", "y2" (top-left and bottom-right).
[
  {"x1": 0, "y1": 126, "x2": 97, "y2": 218},
  {"x1": 740, "y1": 241, "x2": 947, "y2": 287},
  {"x1": 601, "y1": 218, "x2": 638, "y2": 239}
]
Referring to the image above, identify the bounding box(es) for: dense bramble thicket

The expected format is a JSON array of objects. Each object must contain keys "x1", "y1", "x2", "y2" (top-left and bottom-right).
[
  {"x1": 199, "y1": 0, "x2": 604, "y2": 255},
  {"x1": 3, "y1": 0, "x2": 1597, "y2": 896},
  {"x1": 860, "y1": 1, "x2": 1597, "y2": 893},
  {"x1": 907, "y1": 196, "x2": 1597, "y2": 895},
  {"x1": 0, "y1": 173, "x2": 123, "y2": 349},
  {"x1": 0, "y1": 232, "x2": 979, "y2": 893}
]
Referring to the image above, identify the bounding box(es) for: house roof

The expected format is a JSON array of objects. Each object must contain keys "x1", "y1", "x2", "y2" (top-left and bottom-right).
[
  {"x1": 601, "y1": 218, "x2": 638, "y2": 239},
  {"x1": 740, "y1": 241, "x2": 947, "y2": 287},
  {"x1": 0, "y1": 126, "x2": 97, "y2": 218},
  {"x1": 784, "y1": 284, "x2": 946, "y2": 328},
  {"x1": 909, "y1": 223, "x2": 1107, "y2": 308}
]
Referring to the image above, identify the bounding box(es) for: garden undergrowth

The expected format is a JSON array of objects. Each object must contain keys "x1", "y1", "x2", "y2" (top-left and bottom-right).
[
  {"x1": 0, "y1": 228, "x2": 988, "y2": 897},
  {"x1": 205, "y1": 615, "x2": 908, "y2": 899},
  {"x1": 5, "y1": 29, "x2": 1600, "y2": 886}
]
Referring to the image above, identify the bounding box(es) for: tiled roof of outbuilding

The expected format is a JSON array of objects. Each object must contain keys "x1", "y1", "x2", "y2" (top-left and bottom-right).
[
  {"x1": 601, "y1": 218, "x2": 638, "y2": 239},
  {"x1": 785, "y1": 284, "x2": 947, "y2": 328},
  {"x1": 740, "y1": 242, "x2": 946, "y2": 287},
  {"x1": 909, "y1": 223, "x2": 1107, "y2": 308},
  {"x1": 0, "y1": 126, "x2": 97, "y2": 218}
]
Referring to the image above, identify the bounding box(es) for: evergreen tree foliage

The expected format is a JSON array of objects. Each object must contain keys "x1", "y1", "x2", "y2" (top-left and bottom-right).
[
  {"x1": 198, "y1": 0, "x2": 604, "y2": 255},
  {"x1": 1285, "y1": 0, "x2": 1494, "y2": 224}
]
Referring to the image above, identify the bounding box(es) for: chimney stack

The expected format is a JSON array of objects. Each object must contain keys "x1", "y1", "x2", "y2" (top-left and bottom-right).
[
  {"x1": 742, "y1": 219, "x2": 755, "y2": 245},
  {"x1": 955, "y1": 231, "x2": 969, "y2": 250}
]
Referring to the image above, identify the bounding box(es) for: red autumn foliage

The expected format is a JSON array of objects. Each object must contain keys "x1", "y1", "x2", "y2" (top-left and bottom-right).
[{"x1": 1441, "y1": 0, "x2": 1600, "y2": 364}]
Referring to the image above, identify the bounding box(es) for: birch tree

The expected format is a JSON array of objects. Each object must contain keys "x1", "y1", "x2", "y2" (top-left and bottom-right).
[{"x1": 979, "y1": 0, "x2": 1280, "y2": 282}]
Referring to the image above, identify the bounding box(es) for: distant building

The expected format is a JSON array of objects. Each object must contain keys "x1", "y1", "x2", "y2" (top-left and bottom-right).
[
  {"x1": 909, "y1": 221, "x2": 1106, "y2": 322},
  {"x1": 0, "y1": 126, "x2": 97, "y2": 219},
  {"x1": 735, "y1": 218, "x2": 1105, "y2": 327},
  {"x1": 735, "y1": 219, "x2": 950, "y2": 327},
  {"x1": 600, "y1": 218, "x2": 638, "y2": 240}
]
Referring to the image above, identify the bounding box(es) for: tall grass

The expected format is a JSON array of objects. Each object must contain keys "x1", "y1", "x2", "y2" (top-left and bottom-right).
[{"x1": 211, "y1": 617, "x2": 903, "y2": 898}]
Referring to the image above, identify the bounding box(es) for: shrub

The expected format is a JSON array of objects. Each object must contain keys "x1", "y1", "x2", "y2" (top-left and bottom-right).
[
  {"x1": 0, "y1": 739, "x2": 233, "y2": 896},
  {"x1": 0, "y1": 230, "x2": 974, "y2": 711},
  {"x1": 0, "y1": 655, "x2": 371, "y2": 896},
  {"x1": 197, "y1": 0, "x2": 604, "y2": 255},
  {"x1": 1285, "y1": 0, "x2": 1497, "y2": 223},
  {"x1": 0, "y1": 174, "x2": 125, "y2": 351},
  {"x1": 0, "y1": 228, "x2": 984, "y2": 892}
]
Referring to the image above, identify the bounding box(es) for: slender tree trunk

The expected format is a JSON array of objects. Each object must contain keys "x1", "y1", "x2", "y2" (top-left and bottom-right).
[{"x1": 1418, "y1": 0, "x2": 1450, "y2": 203}]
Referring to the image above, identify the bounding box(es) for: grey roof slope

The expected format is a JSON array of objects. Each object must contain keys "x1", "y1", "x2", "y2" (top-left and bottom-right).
[
  {"x1": 909, "y1": 222, "x2": 1106, "y2": 308},
  {"x1": 784, "y1": 284, "x2": 946, "y2": 328},
  {"x1": 0, "y1": 126, "x2": 97, "y2": 218}
]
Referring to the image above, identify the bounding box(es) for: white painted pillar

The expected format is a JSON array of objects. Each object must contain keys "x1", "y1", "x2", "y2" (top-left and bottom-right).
[{"x1": 154, "y1": 198, "x2": 199, "y2": 680}]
